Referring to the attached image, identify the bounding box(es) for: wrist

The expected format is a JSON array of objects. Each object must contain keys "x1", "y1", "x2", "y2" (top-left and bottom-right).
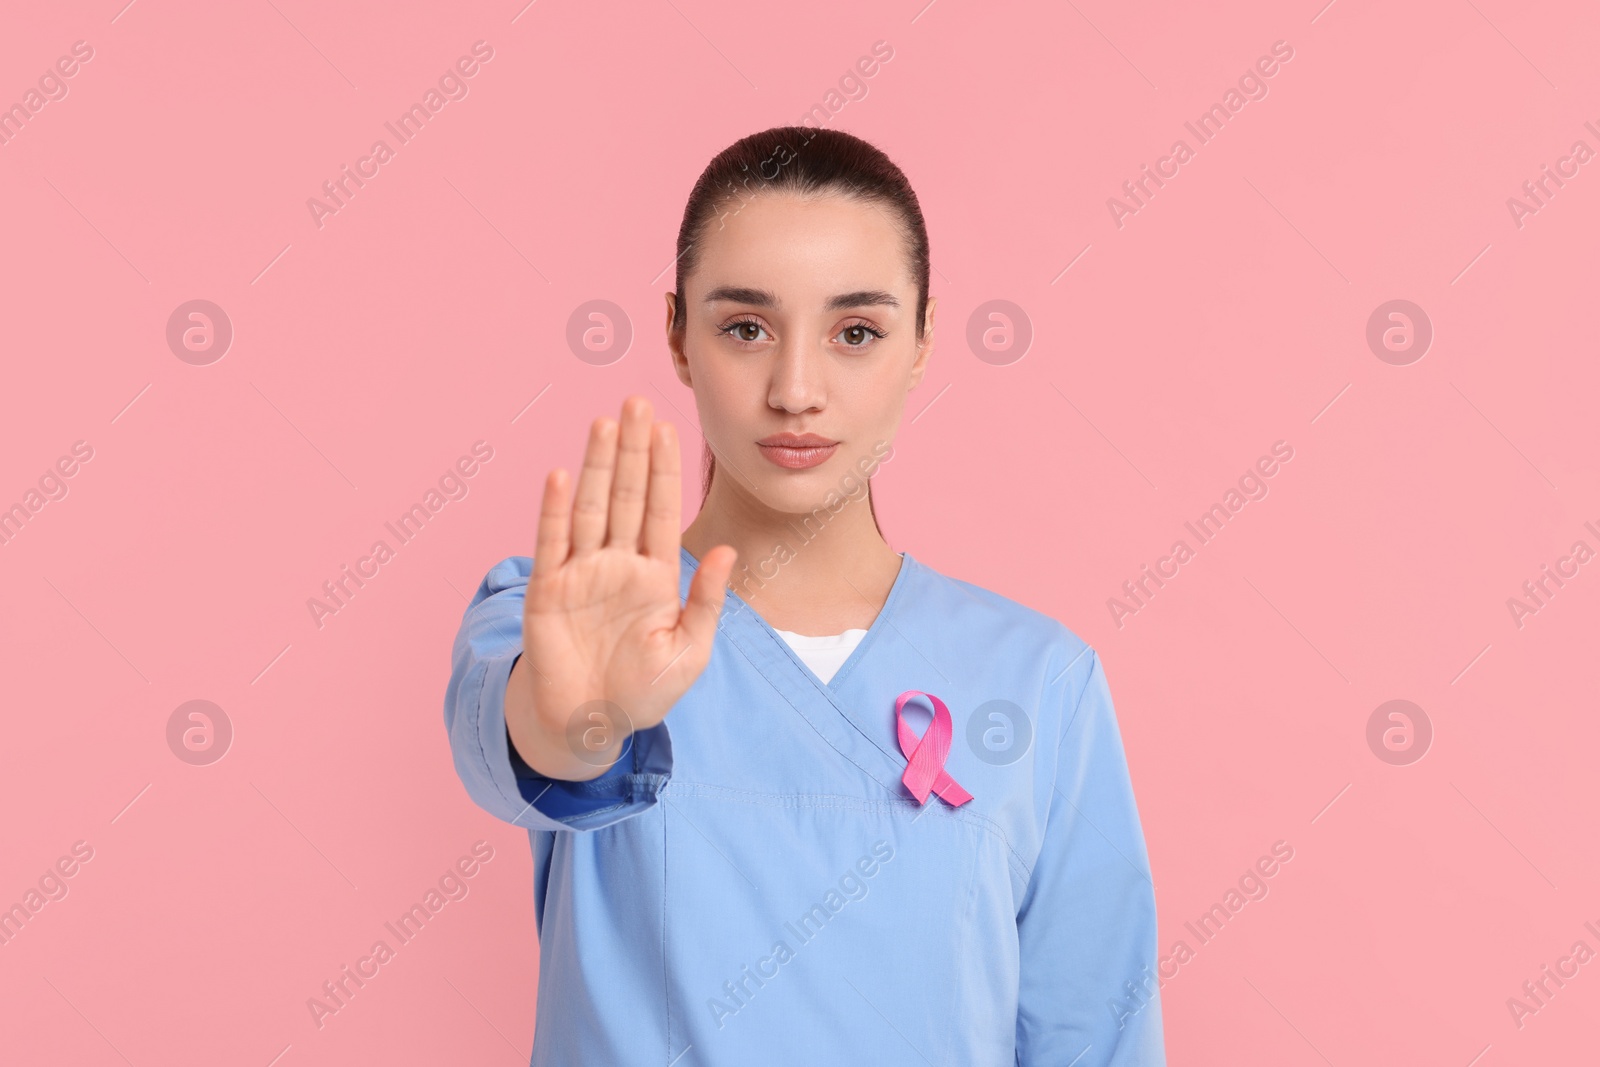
[{"x1": 505, "y1": 656, "x2": 628, "y2": 781}]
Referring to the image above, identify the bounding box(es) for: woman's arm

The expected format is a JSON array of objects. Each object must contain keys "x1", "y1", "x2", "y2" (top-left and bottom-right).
[
  {"x1": 442, "y1": 398, "x2": 735, "y2": 831},
  {"x1": 1015, "y1": 648, "x2": 1167, "y2": 1065},
  {"x1": 442, "y1": 554, "x2": 676, "y2": 832}
]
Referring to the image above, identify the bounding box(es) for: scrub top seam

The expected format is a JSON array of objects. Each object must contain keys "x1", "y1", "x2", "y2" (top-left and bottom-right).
[
  {"x1": 1055, "y1": 646, "x2": 1102, "y2": 744},
  {"x1": 1018, "y1": 646, "x2": 1105, "y2": 910},
  {"x1": 660, "y1": 782, "x2": 1035, "y2": 885},
  {"x1": 662, "y1": 801, "x2": 671, "y2": 1065},
  {"x1": 554, "y1": 798, "x2": 632, "y2": 826},
  {"x1": 943, "y1": 822, "x2": 984, "y2": 1066},
  {"x1": 473, "y1": 648, "x2": 524, "y2": 818}
]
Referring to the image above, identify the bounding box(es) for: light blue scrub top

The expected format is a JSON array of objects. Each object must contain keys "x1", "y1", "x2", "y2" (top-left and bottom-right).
[{"x1": 444, "y1": 547, "x2": 1166, "y2": 1065}]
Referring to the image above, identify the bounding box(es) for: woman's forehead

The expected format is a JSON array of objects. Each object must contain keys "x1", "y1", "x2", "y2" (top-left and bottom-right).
[
  {"x1": 690, "y1": 202, "x2": 912, "y2": 305},
  {"x1": 702, "y1": 191, "x2": 904, "y2": 256}
]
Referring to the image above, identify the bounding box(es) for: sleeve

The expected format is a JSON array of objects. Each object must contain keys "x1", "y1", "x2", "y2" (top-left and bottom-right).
[
  {"x1": 1015, "y1": 647, "x2": 1166, "y2": 1066},
  {"x1": 442, "y1": 554, "x2": 674, "y2": 832}
]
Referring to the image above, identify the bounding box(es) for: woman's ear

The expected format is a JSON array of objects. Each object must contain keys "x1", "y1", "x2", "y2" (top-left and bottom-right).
[
  {"x1": 665, "y1": 293, "x2": 692, "y2": 386},
  {"x1": 908, "y1": 295, "x2": 935, "y2": 389}
]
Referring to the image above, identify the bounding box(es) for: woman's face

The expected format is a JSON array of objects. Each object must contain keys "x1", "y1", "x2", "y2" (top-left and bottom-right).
[{"x1": 667, "y1": 190, "x2": 934, "y2": 515}]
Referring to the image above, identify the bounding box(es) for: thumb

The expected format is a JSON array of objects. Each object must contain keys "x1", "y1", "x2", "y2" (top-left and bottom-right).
[{"x1": 678, "y1": 545, "x2": 737, "y2": 651}]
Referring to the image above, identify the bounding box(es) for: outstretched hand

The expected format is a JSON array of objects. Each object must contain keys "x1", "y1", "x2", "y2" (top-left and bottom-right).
[{"x1": 506, "y1": 395, "x2": 737, "y2": 781}]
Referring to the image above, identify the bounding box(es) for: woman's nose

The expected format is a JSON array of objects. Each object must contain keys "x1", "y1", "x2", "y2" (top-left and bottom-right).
[{"x1": 767, "y1": 337, "x2": 827, "y2": 413}]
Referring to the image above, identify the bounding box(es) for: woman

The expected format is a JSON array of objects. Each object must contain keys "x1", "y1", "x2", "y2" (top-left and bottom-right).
[{"x1": 444, "y1": 126, "x2": 1166, "y2": 1065}]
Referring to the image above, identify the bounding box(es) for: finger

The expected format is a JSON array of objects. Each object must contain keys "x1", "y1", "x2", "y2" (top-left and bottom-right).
[
  {"x1": 606, "y1": 396, "x2": 653, "y2": 551},
  {"x1": 678, "y1": 544, "x2": 737, "y2": 652},
  {"x1": 570, "y1": 416, "x2": 618, "y2": 557},
  {"x1": 641, "y1": 421, "x2": 682, "y2": 563},
  {"x1": 533, "y1": 468, "x2": 571, "y2": 581}
]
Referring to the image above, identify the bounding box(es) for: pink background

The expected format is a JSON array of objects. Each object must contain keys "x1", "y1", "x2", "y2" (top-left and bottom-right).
[{"x1": 2, "y1": 0, "x2": 1597, "y2": 1062}]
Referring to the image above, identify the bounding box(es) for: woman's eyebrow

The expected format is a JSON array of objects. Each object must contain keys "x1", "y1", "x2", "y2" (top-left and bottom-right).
[
  {"x1": 827, "y1": 289, "x2": 900, "y2": 311},
  {"x1": 702, "y1": 286, "x2": 901, "y2": 311}
]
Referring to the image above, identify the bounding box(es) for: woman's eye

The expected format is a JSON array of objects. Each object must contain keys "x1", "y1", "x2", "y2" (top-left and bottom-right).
[
  {"x1": 837, "y1": 323, "x2": 887, "y2": 348},
  {"x1": 719, "y1": 320, "x2": 768, "y2": 344},
  {"x1": 717, "y1": 319, "x2": 885, "y2": 348}
]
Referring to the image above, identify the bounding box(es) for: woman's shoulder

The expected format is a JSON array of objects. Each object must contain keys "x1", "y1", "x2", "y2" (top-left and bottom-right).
[
  {"x1": 904, "y1": 552, "x2": 1096, "y2": 682},
  {"x1": 460, "y1": 555, "x2": 533, "y2": 610}
]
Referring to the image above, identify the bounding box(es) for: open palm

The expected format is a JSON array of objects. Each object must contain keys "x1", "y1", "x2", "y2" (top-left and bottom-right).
[{"x1": 507, "y1": 396, "x2": 736, "y2": 781}]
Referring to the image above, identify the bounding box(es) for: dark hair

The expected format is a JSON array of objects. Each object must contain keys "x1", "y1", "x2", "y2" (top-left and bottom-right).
[{"x1": 669, "y1": 126, "x2": 931, "y2": 522}]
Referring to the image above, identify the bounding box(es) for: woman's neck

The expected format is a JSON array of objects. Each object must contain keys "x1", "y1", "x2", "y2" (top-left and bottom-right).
[{"x1": 681, "y1": 485, "x2": 902, "y2": 636}]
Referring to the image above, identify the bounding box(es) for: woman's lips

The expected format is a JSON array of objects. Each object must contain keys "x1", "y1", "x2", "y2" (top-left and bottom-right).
[{"x1": 758, "y1": 442, "x2": 839, "y2": 469}]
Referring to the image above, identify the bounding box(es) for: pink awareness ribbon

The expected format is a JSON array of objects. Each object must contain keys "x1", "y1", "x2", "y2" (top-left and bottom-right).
[{"x1": 893, "y1": 690, "x2": 973, "y2": 807}]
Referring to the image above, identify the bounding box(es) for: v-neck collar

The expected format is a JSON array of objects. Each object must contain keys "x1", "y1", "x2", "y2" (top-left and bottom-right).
[
  {"x1": 680, "y1": 543, "x2": 921, "y2": 792},
  {"x1": 678, "y1": 544, "x2": 916, "y2": 694}
]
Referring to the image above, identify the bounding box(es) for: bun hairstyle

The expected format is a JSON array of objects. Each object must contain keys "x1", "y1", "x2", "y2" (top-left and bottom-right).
[{"x1": 670, "y1": 125, "x2": 930, "y2": 522}]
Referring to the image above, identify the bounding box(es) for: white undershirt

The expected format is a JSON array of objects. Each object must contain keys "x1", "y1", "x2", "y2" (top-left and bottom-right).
[{"x1": 773, "y1": 628, "x2": 869, "y2": 684}]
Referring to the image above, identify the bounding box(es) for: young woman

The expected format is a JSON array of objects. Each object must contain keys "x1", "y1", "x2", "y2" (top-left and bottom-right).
[{"x1": 445, "y1": 126, "x2": 1166, "y2": 1065}]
